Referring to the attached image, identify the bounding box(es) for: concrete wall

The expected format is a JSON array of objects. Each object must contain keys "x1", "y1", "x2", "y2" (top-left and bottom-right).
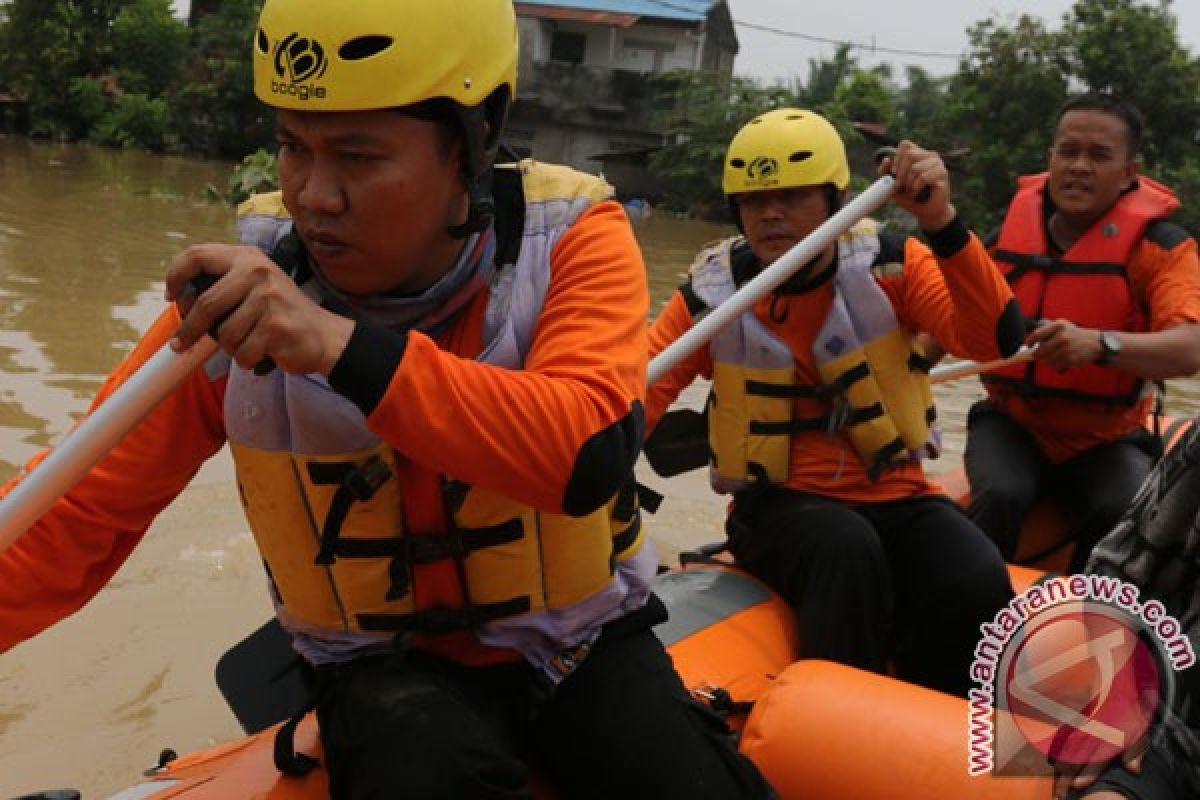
[
  {"x1": 518, "y1": 16, "x2": 702, "y2": 73},
  {"x1": 511, "y1": 118, "x2": 658, "y2": 181},
  {"x1": 512, "y1": 9, "x2": 738, "y2": 185}
]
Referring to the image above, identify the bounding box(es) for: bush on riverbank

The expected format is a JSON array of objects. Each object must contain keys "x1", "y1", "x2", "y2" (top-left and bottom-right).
[
  {"x1": 1, "y1": 1, "x2": 1198, "y2": 234},
  {"x1": 228, "y1": 148, "x2": 278, "y2": 205},
  {"x1": 0, "y1": 0, "x2": 270, "y2": 158}
]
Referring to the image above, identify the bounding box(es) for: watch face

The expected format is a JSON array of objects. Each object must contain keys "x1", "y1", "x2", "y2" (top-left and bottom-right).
[{"x1": 1101, "y1": 331, "x2": 1122, "y2": 359}]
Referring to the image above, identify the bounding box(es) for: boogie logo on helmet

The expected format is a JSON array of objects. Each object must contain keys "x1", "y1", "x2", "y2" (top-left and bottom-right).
[
  {"x1": 744, "y1": 156, "x2": 780, "y2": 187},
  {"x1": 250, "y1": 0, "x2": 517, "y2": 207},
  {"x1": 268, "y1": 31, "x2": 329, "y2": 101},
  {"x1": 723, "y1": 109, "x2": 851, "y2": 197}
]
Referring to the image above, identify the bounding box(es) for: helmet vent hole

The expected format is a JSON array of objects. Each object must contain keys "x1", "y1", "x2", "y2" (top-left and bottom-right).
[
  {"x1": 730, "y1": 158, "x2": 746, "y2": 168},
  {"x1": 339, "y1": 35, "x2": 394, "y2": 61},
  {"x1": 789, "y1": 150, "x2": 813, "y2": 163},
  {"x1": 786, "y1": 114, "x2": 804, "y2": 120},
  {"x1": 256, "y1": 28, "x2": 269, "y2": 55}
]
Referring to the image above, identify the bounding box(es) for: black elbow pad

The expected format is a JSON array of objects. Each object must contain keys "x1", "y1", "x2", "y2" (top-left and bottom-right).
[
  {"x1": 996, "y1": 299, "x2": 1026, "y2": 358},
  {"x1": 561, "y1": 401, "x2": 645, "y2": 517}
]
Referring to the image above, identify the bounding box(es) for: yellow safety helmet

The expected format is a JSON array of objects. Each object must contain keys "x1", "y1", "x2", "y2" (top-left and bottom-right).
[
  {"x1": 722, "y1": 109, "x2": 850, "y2": 196},
  {"x1": 253, "y1": 0, "x2": 518, "y2": 230}
]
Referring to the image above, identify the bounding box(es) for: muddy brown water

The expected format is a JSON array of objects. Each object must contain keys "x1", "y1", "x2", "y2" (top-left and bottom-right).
[{"x1": 1, "y1": 137, "x2": 1198, "y2": 797}]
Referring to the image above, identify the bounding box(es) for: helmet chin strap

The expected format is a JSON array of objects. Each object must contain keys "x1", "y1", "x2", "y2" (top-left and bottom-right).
[
  {"x1": 770, "y1": 248, "x2": 837, "y2": 295},
  {"x1": 447, "y1": 168, "x2": 495, "y2": 239}
]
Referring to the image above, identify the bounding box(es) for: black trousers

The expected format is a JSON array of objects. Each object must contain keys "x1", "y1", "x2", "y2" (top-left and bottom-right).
[
  {"x1": 964, "y1": 400, "x2": 1159, "y2": 573},
  {"x1": 726, "y1": 488, "x2": 1013, "y2": 698},
  {"x1": 313, "y1": 595, "x2": 775, "y2": 800}
]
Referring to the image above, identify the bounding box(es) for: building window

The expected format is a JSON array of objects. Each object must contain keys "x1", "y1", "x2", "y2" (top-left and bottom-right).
[{"x1": 550, "y1": 31, "x2": 586, "y2": 64}]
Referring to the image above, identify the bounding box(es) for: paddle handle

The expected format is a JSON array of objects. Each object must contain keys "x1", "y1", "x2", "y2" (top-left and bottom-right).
[
  {"x1": 0, "y1": 337, "x2": 220, "y2": 554},
  {"x1": 648, "y1": 176, "x2": 897, "y2": 385},
  {"x1": 929, "y1": 346, "x2": 1035, "y2": 385}
]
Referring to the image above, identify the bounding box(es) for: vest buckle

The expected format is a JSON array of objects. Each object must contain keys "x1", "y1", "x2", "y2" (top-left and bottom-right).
[{"x1": 344, "y1": 454, "x2": 391, "y2": 502}]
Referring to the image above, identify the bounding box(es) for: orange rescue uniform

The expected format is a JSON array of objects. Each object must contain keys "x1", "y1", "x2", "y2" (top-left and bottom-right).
[
  {"x1": 984, "y1": 208, "x2": 1200, "y2": 463},
  {"x1": 0, "y1": 201, "x2": 648, "y2": 664},
  {"x1": 647, "y1": 222, "x2": 1016, "y2": 503}
]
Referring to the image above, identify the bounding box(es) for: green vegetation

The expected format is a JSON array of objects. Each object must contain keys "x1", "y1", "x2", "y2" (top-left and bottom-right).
[
  {"x1": 228, "y1": 147, "x2": 278, "y2": 205},
  {"x1": 650, "y1": 0, "x2": 1200, "y2": 233},
  {"x1": 0, "y1": 0, "x2": 1196, "y2": 229},
  {"x1": 0, "y1": 0, "x2": 269, "y2": 159}
]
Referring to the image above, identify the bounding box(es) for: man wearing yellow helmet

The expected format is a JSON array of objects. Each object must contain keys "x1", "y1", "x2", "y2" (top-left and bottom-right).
[
  {"x1": 646, "y1": 108, "x2": 1025, "y2": 697},
  {"x1": 0, "y1": 0, "x2": 772, "y2": 797}
]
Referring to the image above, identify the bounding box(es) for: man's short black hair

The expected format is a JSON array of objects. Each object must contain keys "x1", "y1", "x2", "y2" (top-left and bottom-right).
[{"x1": 1053, "y1": 93, "x2": 1144, "y2": 160}]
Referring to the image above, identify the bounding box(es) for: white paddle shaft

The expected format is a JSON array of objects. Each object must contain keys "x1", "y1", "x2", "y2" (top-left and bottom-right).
[
  {"x1": 0, "y1": 337, "x2": 220, "y2": 553},
  {"x1": 929, "y1": 347, "x2": 1035, "y2": 385},
  {"x1": 648, "y1": 176, "x2": 897, "y2": 385}
]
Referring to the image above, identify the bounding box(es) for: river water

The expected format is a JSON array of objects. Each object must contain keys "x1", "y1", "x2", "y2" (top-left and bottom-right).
[{"x1": 1, "y1": 137, "x2": 1198, "y2": 797}]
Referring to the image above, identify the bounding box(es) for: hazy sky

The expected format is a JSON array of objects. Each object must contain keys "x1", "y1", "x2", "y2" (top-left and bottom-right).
[{"x1": 728, "y1": 0, "x2": 1200, "y2": 83}]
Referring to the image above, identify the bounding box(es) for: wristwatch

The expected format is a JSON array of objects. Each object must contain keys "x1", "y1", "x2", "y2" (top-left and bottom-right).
[{"x1": 1095, "y1": 331, "x2": 1122, "y2": 366}]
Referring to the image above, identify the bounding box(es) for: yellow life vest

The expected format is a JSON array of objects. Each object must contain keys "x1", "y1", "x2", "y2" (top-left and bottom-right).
[
  {"x1": 228, "y1": 161, "x2": 646, "y2": 637},
  {"x1": 691, "y1": 222, "x2": 936, "y2": 490}
]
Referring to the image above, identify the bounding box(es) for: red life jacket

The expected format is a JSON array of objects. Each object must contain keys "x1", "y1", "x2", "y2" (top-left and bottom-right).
[{"x1": 982, "y1": 172, "x2": 1179, "y2": 405}]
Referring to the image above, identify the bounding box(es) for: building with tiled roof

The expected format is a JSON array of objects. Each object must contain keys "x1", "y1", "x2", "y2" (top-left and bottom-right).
[{"x1": 508, "y1": 1, "x2": 738, "y2": 194}]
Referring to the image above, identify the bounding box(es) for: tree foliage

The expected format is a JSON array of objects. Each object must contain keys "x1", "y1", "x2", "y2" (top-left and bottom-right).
[
  {"x1": 228, "y1": 147, "x2": 279, "y2": 205},
  {"x1": 646, "y1": 0, "x2": 1200, "y2": 235},
  {"x1": 0, "y1": 0, "x2": 268, "y2": 156},
  {"x1": 647, "y1": 70, "x2": 792, "y2": 216},
  {"x1": 112, "y1": 0, "x2": 188, "y2": 98},
  {"x1": 0, "y1": 0, "x2": 124, "y2": 137},
  {"x1": 936, "y1": 0, "x2": 1200, "y2": 233},
  {"x1": 0, "y1": 0, "x2": 1197, "y2": 237},
  {"x1": 932, "y1": 15, "x2": 1070, "y2": 231},
  {"x1": 171, "y1": 0, "x2": 272, "y2": 158},
  {"x1": 894, "y1": 66, "x2": 948, "y2": 146},
  {"x1": 647, "y1": 48, "x2": 902, "y2": 215},
  {"x1": 1062, "y1": 0, "x2": 1200, "y2": 167}
]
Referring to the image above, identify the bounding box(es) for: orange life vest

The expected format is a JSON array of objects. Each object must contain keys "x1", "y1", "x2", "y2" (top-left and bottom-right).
[{"x1": 983, "y1": 173, "x2": 1178, "y2": 405}]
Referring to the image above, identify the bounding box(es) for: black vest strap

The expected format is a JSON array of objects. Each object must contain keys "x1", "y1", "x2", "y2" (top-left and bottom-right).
[
  {"x1": 635, "y1": 481, "x2": 664, "y2": 514},
  {"x1": 994, "y1": 248, "x2": 1127, "y2": 284},
  {"x1": 273, "y1": 696, "x2": 320, "y2": 777},
  {"x1": 491, "y1": 165, "x2": 525, "y2": 268},
  {"x1": 865, "y1": 437, "x2": 908, "y2": 482},
  {"x1": 612, "y1": 477, "x2": 639, "y2": 522},
  {"x1": 611, "y1": 512, "x2": 643, "y2": 558},
  {"x1": 680, "y1": 281, "x2": 707, "y2": 319},
  {"x1": 381, "y1": 519, "x2": 527, "y2": 602},
  {"x1": 745, "y1": 362, "x2": 871, "y2": 402},
  {"x1": 908, "y1": 351, "x2": 933, "y2": 373},
  {"x1": 749, "y1": 402, "x2": 884, "y2": 436},
  {"x1": 356, "y1": 596, "x2": 533, "y2": 635},
  {"x1": 310, "y1": 455, "x2": 394, "y2": 566}
]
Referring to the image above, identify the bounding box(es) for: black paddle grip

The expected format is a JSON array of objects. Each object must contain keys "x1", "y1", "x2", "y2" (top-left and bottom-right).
[
  {"x1": 872, "y1": 147, "x2": 933, "y2": 204},
  {"x1": 185, "y1": 273, "x2": 276, "y2": 375}
]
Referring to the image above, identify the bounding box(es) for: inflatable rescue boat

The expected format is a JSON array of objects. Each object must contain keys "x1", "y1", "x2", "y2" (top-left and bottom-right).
[{"x1": 54, "y1": 561, "x2": 1055, "y2": 800}]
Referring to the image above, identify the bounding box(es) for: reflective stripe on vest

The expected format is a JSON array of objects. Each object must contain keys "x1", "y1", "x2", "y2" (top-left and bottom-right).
[
  {"x1": 226, "y1": 161, "x2": 646, "y2": 636},
  {"x1": 983, "y1": 173, "x2": 1177, "y2": 405},
  {"x1": 691, "y1": 222, "x2": 936, "y2": 491}
]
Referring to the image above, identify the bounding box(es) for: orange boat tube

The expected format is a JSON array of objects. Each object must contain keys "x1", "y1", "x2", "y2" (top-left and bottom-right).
[
  {"x1": 104, "y1": 563, "x2": 1054, "y2": 799},
  {"x1": 741, "y1": 659, "x2": 1053, "y2": 800}
]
